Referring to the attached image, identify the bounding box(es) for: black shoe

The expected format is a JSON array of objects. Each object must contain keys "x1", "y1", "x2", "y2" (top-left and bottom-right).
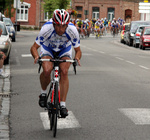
[
  {"x1": 39, "y1": 93, "x2": 47, "y2": 108},
  {"x1": 60, "y1": 106, "x2": 68, "y2": 118}
]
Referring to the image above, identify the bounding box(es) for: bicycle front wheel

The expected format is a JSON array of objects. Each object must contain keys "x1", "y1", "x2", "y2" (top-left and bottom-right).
[
  {"x1": 53, "y1": 81, "x2": 59, "y2": 137},
  {"x1": 48, "y1": 83, "x2": 54, "y2": 131}
]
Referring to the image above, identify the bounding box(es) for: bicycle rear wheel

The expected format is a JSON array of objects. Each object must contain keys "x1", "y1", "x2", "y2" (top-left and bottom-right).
[
  {"x1": 53, "y1": 81, "x2": 59, "y2": 137},
  {"x1": 113, "y1": 28, "x2": 115, "y2": 37}
]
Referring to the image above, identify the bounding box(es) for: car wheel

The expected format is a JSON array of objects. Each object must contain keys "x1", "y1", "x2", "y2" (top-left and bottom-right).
[
  {"x1": 129, "y1": 40, "x2": 133, "y2": 46},
  {"x1": 4, "y1": 53, "x2": 9, "y2": 65},
  {"x1": 12, "y1": 37, "x2": 16, "y2": 42},
  {"x1": 120, "y1": 39, "x2": 124, "y2": 43},
  {"x1": 135, "y1": 44, "x2": 139, "y2": 48},
  {"x1": 133, "y1": 40, "x2": 135, "y2": 47},
  {"x1": 142, "y1": 46, "x2": 145, "y2": 50}
]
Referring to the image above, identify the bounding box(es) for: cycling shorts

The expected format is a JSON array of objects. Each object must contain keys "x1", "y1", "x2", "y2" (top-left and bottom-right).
[
  {"x1": 40, "y1": 45, "x2": 72, "y2": 59},
  {"x1": 111, "y1": 25, "x2": 116, "y2": 28},
  {"x1": 100, "y1": 26, "x2": 103, "y2": 29},
  {"x1": 95, "y1": 26, "x2": 99, "y2": 29}
]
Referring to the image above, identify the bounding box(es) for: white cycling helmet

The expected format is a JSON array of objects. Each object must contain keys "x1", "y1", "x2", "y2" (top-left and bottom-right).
[{"x1": 53, "y1": 9, "x2": 70, "y2": 25}]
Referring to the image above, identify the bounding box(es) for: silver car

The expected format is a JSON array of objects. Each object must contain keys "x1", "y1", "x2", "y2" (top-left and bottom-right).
[
  {"x1": 0, "y1": 21, "x2": 12, "y2": 64},
  {"x1": 3, "y1": 18, "x2": 16, "y2": 42},
  {"x1": 133, "y1": 25, "x2": 150, "y2": 48}
]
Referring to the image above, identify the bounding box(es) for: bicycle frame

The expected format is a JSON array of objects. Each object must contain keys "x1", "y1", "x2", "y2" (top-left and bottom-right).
[
  {"x1": 38, "y1": 58, "x2": 76, "y2": 137},
  {"x1": 50, "y1": 62, "x2": 60, "y2": 104}
]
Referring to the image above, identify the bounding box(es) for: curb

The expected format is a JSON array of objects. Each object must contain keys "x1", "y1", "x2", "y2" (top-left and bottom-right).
[{"x1": 0, "y1": 65, "x2": 10, "y2": 140}]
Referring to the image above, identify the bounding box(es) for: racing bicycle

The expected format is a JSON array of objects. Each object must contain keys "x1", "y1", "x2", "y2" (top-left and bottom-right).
[{"x1": 37, "y1": 57, "x2": 77, "y2": 137}]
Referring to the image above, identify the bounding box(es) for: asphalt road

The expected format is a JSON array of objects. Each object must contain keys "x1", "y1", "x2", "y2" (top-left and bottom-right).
[{"x1": 9, "y1": 31, "x2": 150, "y2": 140}]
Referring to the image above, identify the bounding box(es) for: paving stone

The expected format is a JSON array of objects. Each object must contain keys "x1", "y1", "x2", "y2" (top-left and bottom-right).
[{"x1": 0, "y1": 65, "x2": 10, "y2": 140}]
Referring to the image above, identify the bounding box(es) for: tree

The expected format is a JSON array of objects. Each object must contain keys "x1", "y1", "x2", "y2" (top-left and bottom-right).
[
  {"x1": 0, "y1": 0, "x2": 6, "y2": 13},
  {"x1": 0, "y1": 0, "x2": 14, "y2": 18},
  {"x1": 56, "y1": 0, "x2": 70, "y2": 10},
  {"x1": 43, "y1": 0, "x2": 70, "y2": 18},
  {"x1": 43, "y1": 0, "x2": 57, "y2": 19}
]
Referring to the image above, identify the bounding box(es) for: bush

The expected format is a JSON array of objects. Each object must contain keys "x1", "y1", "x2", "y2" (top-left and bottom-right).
[{"x1": 20, "y1": 26, "x2": 40, "y2": 30}]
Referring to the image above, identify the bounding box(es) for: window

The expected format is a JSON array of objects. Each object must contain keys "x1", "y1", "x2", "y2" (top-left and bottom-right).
[
  {"x1": 77, "y1": 14, "x2": 82, "y2": 18},
  {"x1": 92, "y1": 7, "x2": 99, "y2": 19},
  {"x1": 76, "y1": 6, "x2": 82, "y2": 11},
  {"x1": 44, "y1": 12, "x2": 49, "y2": 21},
  {"x1": 108, "y1": 8, "x2": 115, "y2": 21},
  {"x1": 17, "y1": 2, "x2": 30, "y2": 21}
]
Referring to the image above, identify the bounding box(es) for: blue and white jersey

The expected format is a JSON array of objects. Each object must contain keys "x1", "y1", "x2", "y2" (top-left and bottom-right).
[{"x1": 35, "y1": 21, "x2": 80, "y2": 53}]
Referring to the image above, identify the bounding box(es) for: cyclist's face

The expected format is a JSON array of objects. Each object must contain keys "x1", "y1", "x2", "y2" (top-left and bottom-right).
[{"x1": 54, "y1": 24, "x2": 68, "y2": 36}]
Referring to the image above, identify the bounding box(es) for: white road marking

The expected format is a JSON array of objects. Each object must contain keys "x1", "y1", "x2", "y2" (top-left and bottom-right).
[
  {"x1": 119, "y1": 108, "x2": 150, "y2": 125},
  {"x1": 93, "y1": 49, "x2": 97, "y2": 52},
  {"x1": 115, "y1": 57, "x2": 124, "y2": 61},
  {"x1": 21, "y1": 54, "x2": 32, "y2": 57},
  {"x1": 126, "y1": 60, "x2": 135, "y2": 65},
  {"x1": 40, "y1": 111, "x2": 81, "y2": 130},
  {"x1": 98, "y1": 51, "x2": 105, "y2": 54},
  {"x1": 139, "y1": 65, "x2": 149, "y2": 70}
]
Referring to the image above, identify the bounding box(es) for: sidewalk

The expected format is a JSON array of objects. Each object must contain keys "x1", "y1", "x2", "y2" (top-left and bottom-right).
[{"x1": 0, "y1": 65, "x2": 10, "y2": 140}]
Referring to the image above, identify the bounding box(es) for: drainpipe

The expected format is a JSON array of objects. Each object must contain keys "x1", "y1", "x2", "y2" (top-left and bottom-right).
[
  {"x1": 15, "y1": 0, "x2": 18, "y2": 32},
  {"x1": 39, "y1": 0, "x2": 41, "y2": 29}
]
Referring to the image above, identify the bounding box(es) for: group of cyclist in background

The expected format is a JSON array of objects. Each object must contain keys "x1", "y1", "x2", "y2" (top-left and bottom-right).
[{"x1": 70, "y1": 17, "x2": 125, "y2": 38}]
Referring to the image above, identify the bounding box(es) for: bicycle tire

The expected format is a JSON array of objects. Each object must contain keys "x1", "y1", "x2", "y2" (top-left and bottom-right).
[
  {"x1": 113, "y1": 28, "x2": 115, "y2": 37},
  {"x1": 53, "y1": 81, "x2": 59, "y2": 137},
  {"x1": 49, "y1": 110, "x2": 54, "y2": 130},
  {"x1": 48, "y1": 83, "x2": 54, "y2": 131}
]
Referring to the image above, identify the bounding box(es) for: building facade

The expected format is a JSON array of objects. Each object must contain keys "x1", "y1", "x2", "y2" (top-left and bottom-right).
[
  {"x1": 10, "y1": 0, "x2": 145, "y2": 28},
  {"x1": 11, "y1": 0, "x2": 48, "y2": 28},
  {"x1": 71, "y1": 0, "x2": 143, "y2": 22}
]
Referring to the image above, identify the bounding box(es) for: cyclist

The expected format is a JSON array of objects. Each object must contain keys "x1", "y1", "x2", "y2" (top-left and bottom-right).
[
  {"x1": 95, "y1": 19, "x2": 101, "y2": 37},
  {"x1": 86, "y1": 19, "x2": 92, "y2": 37},
  {"x1": 104, "y1": 17, "x2": 108, "y2": 33},
  {"x1": 91, "y1": 18, "x2": 96, "y2": 34},
  {"x1": 82, "y1": 20, "x2": 88, "y2": 37},
  {"x1": 30, "y1": 9, "x2": 82, "y2": 118},
  {"x1": 100, "y1": 19, "x2": 104, "y2": 35},
  {"x1": 76, "y1": 19, "x2": 84, "y2": 37},
  {"x1": 118, "y1": 18, "x2": 123, "y2": 32},
  {"x1": 111, "y1": 18, "x2": 119, "y2": 35}
]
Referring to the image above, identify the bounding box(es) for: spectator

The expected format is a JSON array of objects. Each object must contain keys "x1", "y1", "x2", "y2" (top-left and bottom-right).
[{"x1": 0, "y1": 27, "x2": 9, "y2": 78}]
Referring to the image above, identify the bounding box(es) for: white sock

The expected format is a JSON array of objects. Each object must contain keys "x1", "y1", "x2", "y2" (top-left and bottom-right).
[
  {"x1": 41, "y1": 89, "x2": 47, "y2": 94},
  {"x1": 60, "y1": 101, "x2": 66, "y2": 107}
]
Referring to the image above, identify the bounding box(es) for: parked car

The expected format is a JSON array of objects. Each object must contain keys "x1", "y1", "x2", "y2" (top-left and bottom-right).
[
  {"x1": 139, "y1": 26, "x2": 150, "y2": 50},
  {"x1": 133, "y1": 25, "x2": 150, "y2": 48},
  {"x1": 0, "y1": 21, "x2": 12, "y2": 64},
  {"x1": 3, "y1": 18, "x2": 16, "y2": 42},
  {"x1": 124, "y1": 21, "x2": 150, "y2": 46},
  {"x1": 120, "y1": 23, "x2": 130, "y2": 43}
]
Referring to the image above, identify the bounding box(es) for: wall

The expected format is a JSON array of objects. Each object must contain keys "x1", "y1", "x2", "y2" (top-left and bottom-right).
[{"x1": 72, "y1": 0, "x2": 141, "y2": 21}]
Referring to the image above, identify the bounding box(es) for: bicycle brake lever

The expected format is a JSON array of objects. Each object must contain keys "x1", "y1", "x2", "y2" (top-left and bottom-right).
[
  {"x1": 38, "y1": 57, "x2": 42, "y2": 73},
  {"x1": 38, "y1": 63, "x2": 42, "y2": 73},
  {"x1": 73, "y1": 59, "x2": 78, "y2": 66},
  {"x1": 73, "y1": 59, "x2": 77, "y2": 75}
]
